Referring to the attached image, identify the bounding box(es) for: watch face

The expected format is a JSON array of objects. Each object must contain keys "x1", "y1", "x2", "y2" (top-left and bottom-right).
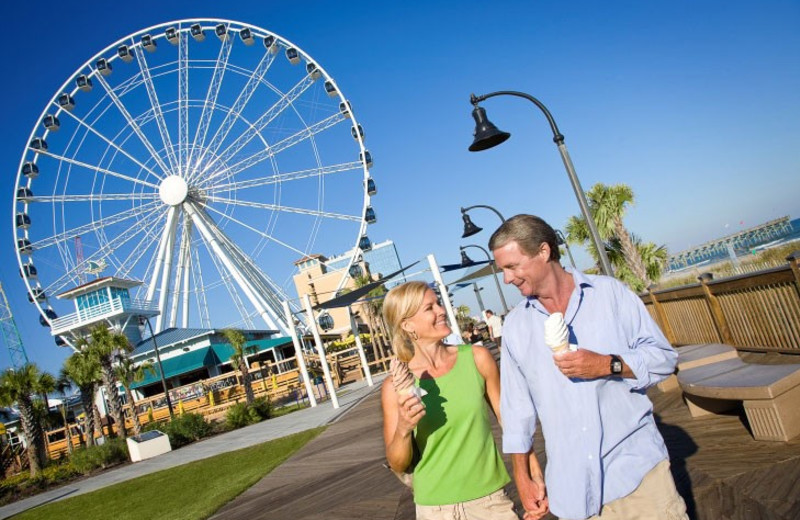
[{"x1": 611, "y1": 357, "x2": 623, "y2": 374}]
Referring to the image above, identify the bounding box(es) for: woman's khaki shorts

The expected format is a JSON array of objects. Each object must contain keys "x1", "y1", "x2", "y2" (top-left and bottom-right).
[{"x1": 416, "y1": 488, "x2": 519, "y2": 520}]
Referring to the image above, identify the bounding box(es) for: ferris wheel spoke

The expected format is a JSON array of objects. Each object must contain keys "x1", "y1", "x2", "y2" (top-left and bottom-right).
[
  {"x1": 187, "y1": 24, "x2": 235, "y2": 175},
  {"x1": 28, "y1": 193, "x2": 159, "y2": 204},
  {"x1": 133, "y1": 45, "x2": 179, "y2": 174},
  {"x1": 31, "y1": 201, "x2": 160, "y2": 250},
  {"x1": 206, "y1": 161, "x2": 362, "y2": 193},
  {"x1": 190, "y1": 245, "x2": 211, "y2": 328},
  {"x1": 203, "y1": 111, "x2": 347, "y2": 186},
  {"x1": 92, "y1": 72, "x2": 171, "y2": 176},
  {"x1": 52, "y1": 105, "x2": 163, "y2": 183},
  {"x1": 178, "y1": 30, "x2": 189, "y2": 174},
  {"x1": 190, "y1": 74, "x2": 316, "y2": 184},
  {"x1": 204, "y1": 196, "x2": 361, "y2": 222},
  {"x1": 194, "y1": 49, "x2": 279, "y2": 173},
  {"x1": 116, "y1": 209, "x2": 170, "y2": 280},
  {"x1": 40, "y1": 205, "x2": 164, "y2": 296},
  {"x1": 201, "y1": 238, "x2": 254, "y2": 330},
  {"x1": 32, "y1": 149, "x2": 160, "y2": 190}
]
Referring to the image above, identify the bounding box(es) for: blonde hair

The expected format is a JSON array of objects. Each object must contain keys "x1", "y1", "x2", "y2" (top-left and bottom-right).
[{"x1": 382, "y1": 281, "x2": 429, "y2": 362}]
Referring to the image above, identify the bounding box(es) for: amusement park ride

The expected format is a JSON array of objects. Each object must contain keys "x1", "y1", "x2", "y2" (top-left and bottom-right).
[{"x1": 12, "y1": 19, "x2": 378, "y2": 350}]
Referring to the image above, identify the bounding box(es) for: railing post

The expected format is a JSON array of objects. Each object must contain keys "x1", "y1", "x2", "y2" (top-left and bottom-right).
[
  {"x1": 647, "y1": 285, "x2": 677, "y2": 345},
  {"x1": 787, "y1": 251, "x2": 800, "y2": 299},
  {"x1": 698, "y1": 273, "x2": 734, "y2": 344}
]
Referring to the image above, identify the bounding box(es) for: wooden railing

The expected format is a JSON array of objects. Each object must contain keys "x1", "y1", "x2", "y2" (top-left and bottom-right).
[{"x1": 642, "y1": 252, "x2": 800, "y2": 353}]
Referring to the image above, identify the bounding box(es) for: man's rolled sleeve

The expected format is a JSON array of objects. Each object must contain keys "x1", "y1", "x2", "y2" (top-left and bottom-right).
[
  {"x1": 620, "y1": 290, "x2": 678, "y2": 390},
  {"x1": 500, "y1": 341, "x2": 537, "y2": 453}
]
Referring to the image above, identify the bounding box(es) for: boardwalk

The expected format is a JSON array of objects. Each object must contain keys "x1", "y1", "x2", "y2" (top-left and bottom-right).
[{"x1": 213, "y1": 352, "x2": 800, "y2": 520}]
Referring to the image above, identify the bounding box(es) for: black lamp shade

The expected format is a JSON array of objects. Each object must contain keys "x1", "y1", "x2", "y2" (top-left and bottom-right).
[
  {"x1": 460, "y1": 250, "x2": 475, "y2": 267},
  {"x1": 461, "y1": 213, "x2": 483, "y2": 238},
  {"x1": 468, "y1": 106, "x2": 511, "y2": 151}
]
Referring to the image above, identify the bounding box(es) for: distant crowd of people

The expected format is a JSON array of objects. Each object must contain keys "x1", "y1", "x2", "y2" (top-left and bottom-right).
[{"x1": 381, "y1": 215, "x2": 688, "y2": 520}]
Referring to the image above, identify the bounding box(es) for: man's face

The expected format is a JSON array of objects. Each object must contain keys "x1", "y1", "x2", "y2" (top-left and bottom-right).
[{"x1": 492, "y1": 240, "x2": 549, "y2": 297}]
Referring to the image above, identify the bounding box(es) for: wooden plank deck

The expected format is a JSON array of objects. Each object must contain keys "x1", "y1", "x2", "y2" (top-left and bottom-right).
[{"x1": 211, "y1": 351, "x2": 800, "y2": 520}]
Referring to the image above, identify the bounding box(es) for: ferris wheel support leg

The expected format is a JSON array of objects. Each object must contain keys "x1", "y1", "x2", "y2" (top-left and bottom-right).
[
  {"x1": 282, "y1": 300, "x2": 316, "y2": 407},
  {"x1": 181, "y1": 220, "x2": 193, "y2": 329},
  {"x1": 169, "y1": 217, "x2": 191, "y2": 328},
  {"x1": 155, "y1": 207, "x2": 180, "y2": 332},
  {"x1": 183, "y1": 202, "x2": 281, "y2": 332},
  {"x1": 302, "y1": 295, "x2": 339, "y2": 409},
  {"x1": 146, "y1": 206, "x2": 178, "y2": 306}
]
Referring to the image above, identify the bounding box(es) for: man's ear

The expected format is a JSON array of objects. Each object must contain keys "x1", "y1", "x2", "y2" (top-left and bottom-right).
[{"x1": 539, "y1": 242, "x2": 551, "y2": 259}]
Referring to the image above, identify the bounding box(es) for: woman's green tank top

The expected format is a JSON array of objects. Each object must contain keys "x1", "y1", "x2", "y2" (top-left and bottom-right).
[{"x1": 412, "y1": 345, "x2": 510, "y2": 505}]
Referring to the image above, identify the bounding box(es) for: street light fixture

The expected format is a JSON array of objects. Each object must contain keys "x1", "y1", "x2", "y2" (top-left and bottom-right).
[
  {"x1": 460, "y1": 204, "x2": 506, "y2": 238},
  {"x1": 555, "y1": 229, "x2": 577, "y2": 269},
  {"x1": 140, "y1": 316, "x2": 174, "y2": 419},
  {"x1": 460, "y1": 244, "x2": 509, "y2": 315},
  {"x1": 468, "y1": 91, "x2": 613, "y2": 276}
]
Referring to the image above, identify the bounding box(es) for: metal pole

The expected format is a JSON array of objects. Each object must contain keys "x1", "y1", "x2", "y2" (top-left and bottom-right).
[
  {"x1": 461, "y1": 204, "x2": 506, "y2": 223},
  {"x1": 282, "y1": 300, "x2": 316, "y2": 407},
  {"x1": 472, "y1": 283, "x2": 486, "y2": 314},
  {"x1": 348, "y1": 307, "x2": 374, "y2": 387},
  {"x1": 427, "y1": 254, "x2": 462, "y2": 340},
  {"x1": 302, "y1": 295, "x2": 339, "y2": 409},
  {"x1": 556, "y1": 229, "x2": 577, "y2": 269},
  {"x1": 143, "y1": 317, "x2": 174, "y2": 419},
  {"x1": 462, "y1": 244, "x2": 509, "y2": 315},
  {"x1": 471, "y1": 91, "x2": 614, "y2": 276}
]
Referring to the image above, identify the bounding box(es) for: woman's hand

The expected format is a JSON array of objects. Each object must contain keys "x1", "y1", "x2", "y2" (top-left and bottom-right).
[{"x1": 396, "y1": 390, "x2": 425, "y2": 434}]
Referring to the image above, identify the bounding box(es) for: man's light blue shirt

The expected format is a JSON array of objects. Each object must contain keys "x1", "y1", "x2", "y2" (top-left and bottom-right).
[{"x1": 500, "y1": 270, "x2": 677, "y2": 520}]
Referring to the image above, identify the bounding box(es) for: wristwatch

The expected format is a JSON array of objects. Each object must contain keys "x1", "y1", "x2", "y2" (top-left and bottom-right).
[{"x1": 610, "y1": 355, "x2": 623, "y2": 375}]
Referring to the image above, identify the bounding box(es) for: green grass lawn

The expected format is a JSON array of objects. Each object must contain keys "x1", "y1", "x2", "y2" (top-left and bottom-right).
[{"x1": 16, "y1": 427, "x2": 325, "y2": 520}]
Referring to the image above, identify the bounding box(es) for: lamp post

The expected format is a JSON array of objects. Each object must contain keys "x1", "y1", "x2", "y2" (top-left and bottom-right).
[
  {"x1": 460, "y1": 204, "x2": 506, "y2": 238},
  {"x1": 140, "y1": 316, "x2": 174, "y2": 419},
  {"x1": 468, "y1": 91, "x2": 613, "y2": 276},
  {"x1": 555, "y1": 229, "x2": 577, "y2": 269},
  {"x1": 460, "y1": 245, "x2": 509, "y2": 315}
]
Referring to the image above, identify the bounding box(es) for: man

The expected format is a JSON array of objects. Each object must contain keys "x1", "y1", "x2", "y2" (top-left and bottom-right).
[
  {"x1": 485, "y1": 309, "x2": 503, "y2": 349},
  {"x1": 490, "y1": 215, "x2": 687, "y2": 520}
]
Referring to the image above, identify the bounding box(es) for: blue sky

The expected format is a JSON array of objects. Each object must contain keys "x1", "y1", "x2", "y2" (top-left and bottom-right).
[{"x1": 1, "y1": 0, "x2": 798, "y2": 376}]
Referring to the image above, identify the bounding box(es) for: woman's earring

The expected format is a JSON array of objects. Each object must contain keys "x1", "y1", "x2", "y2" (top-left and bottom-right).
[{"x1": 409, "y1": 330, "x2": 418, "y2": 341}]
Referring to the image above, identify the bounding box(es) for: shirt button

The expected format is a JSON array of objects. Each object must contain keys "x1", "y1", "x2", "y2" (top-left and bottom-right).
[
  {"x1": 582, "y1": 426, "x2": 587, "y2": 432},
  {"x1": 588, "y1": 454, "x2": 593, "y2": 460}
]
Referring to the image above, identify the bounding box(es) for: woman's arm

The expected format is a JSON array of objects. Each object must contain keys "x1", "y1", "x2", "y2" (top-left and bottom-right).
[
  {"x1": 472, "y1": 345, "x2": 502, "y2": 426},
  {"x1": 381, "y1": 377, "x2": 425, "y2": 473}
]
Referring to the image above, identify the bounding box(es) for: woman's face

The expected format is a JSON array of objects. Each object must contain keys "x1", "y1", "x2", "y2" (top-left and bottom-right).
[{"x1": 403, "y1": 289, "x2": 451, "y2": 343}]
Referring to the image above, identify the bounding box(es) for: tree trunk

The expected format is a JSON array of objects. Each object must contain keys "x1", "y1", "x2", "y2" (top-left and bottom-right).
[
  {"x1": 80, "y1": 388, "x2": 95, "y2": 447},
  {"x1": 60, "y1": 404, "x2": 74, "y2": 455},
  {"x1": 614, "y1": 218, "x2": 651, "y2": 287},
  {"x1": 17, "y1": 398, "x2": 42, "y2": 477},
  {"x1": 124, "y1": 386, "x2": 142, "y2": 436},
  {"x1": 92, "y1": 402, "x2": 104, "y2": 440},
  {"x1": 240, "y1": 362, "x2": 254, "y2": 404},
  {"x1": 99, "y1": 357, "x2": 126, "y2": 439}
]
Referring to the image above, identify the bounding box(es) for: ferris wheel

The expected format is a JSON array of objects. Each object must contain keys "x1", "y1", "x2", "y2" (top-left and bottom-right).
[{"x1": 13, "y1": 19, "x2": 376, "y2": 341}]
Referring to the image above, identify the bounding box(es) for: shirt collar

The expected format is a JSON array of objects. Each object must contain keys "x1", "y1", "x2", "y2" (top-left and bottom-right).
[{"x1": 524, "y1": 266, "x2": 594, "y2": 311}]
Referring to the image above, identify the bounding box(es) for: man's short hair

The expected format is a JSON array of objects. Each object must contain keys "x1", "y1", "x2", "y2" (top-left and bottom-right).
[
  {"x1": 488, "y1": 214, "x2": 561, "y2": 261},
  {"x1": 485, "y1": 309, "x2": 494, "y2": 315}
]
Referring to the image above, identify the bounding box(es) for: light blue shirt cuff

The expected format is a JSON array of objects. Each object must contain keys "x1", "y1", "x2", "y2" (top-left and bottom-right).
[
  {"x1": 503, "y1": 433, "x2": 534, "y2": 454},
  {"x1": 620, "y1": 350, "x2": 650, "y2": 390}
]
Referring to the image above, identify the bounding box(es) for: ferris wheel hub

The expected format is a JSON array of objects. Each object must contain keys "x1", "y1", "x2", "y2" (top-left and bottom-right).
[{"x1": 159, "y1": 175, "x2": 189, "y2": 206}]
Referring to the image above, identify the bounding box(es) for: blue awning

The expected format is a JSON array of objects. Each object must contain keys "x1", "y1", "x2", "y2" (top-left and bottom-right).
[{"x1": 211, "y1": 336, "x2": 293, "y2": 364}]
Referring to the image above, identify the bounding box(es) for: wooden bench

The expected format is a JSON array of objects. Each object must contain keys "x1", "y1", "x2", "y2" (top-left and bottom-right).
[
  {"x1": 677, "y1": 357, "x2": 800, "y2": 441},
  {"x1": 657, "y1": 343, "x2": 739, "y2": 392}
]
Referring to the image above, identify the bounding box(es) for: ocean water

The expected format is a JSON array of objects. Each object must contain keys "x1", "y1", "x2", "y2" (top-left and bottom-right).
[{"x1": 668, "y1": 217, "x2": 800, "y2": 271}]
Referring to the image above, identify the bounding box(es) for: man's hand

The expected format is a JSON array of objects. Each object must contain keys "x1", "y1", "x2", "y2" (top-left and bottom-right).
[
  {"x1": 554, "y1": 348, "x2": 616, "y2": 379},
  {"x1": 519, "y1": 474, "x2": 548, "y2": 519}
]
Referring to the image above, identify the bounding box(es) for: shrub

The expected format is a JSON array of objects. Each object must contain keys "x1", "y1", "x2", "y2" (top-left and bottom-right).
[
  {"x1": 224, "y1": 397, "x2": 271, "y2": 430},
  {"x1": 250, "y1": 397, "x2": 272, "y2": 420},
  {"x1": 69, "y1": 438, "x2": 129, "y2": 474},
  {"x1": 162, "y1": 413, "x2": 212, "y2": 448}
]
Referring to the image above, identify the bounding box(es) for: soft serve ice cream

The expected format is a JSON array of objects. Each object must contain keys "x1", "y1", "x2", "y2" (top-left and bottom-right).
[
  {"x1": 390, "y1": 358, "x2": 427, "y2": 402},
  {"x1": 544, "y1": 312, "x2": 570, "y2": 354}
]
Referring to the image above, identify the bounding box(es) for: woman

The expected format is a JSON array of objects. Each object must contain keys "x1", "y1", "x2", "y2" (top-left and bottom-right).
[{"x1": 381, "y1": 281, "x2": 546, "y2": 519}]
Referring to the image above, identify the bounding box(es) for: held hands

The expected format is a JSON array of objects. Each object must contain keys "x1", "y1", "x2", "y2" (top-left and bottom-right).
[
  {"x1": 396, "y1": 391, "x2": 425, "y2": 434},
  {"x1": 520, "y1": 474, "x2": 548, "y2": 520},
  {"x1": 553, "y1": 348, "x2": 610, "y2": 379}
]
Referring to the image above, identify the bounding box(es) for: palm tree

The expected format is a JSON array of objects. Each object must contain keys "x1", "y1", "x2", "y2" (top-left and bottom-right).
[
  {"x1": 0, "y1": 364, "x2": 50, "y2": 476},
  {"x1": 353, "y1": 275, "x2": 390, "y2": 367},
  {"x1": 566, "y1": 183, "x2": 652, "y2": 287},
  {"x1": 606, "y1": 235, "x2": 668, "y2": 292},
  {"x1": 223, "y1": 329, "x2": 255, "y2": 404},
  {"x1": 114, "y1": 356, "x2": 154, "y2": 436},
  {"x1": 77, "y1": 324, "x2": 132, "y2": 439},
  {"x1": 54, "y1": 375, "x2": 75, "y2": 456},
  {"x1": 61, "y1": 349, "x2": 102, "y2": 447}
]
